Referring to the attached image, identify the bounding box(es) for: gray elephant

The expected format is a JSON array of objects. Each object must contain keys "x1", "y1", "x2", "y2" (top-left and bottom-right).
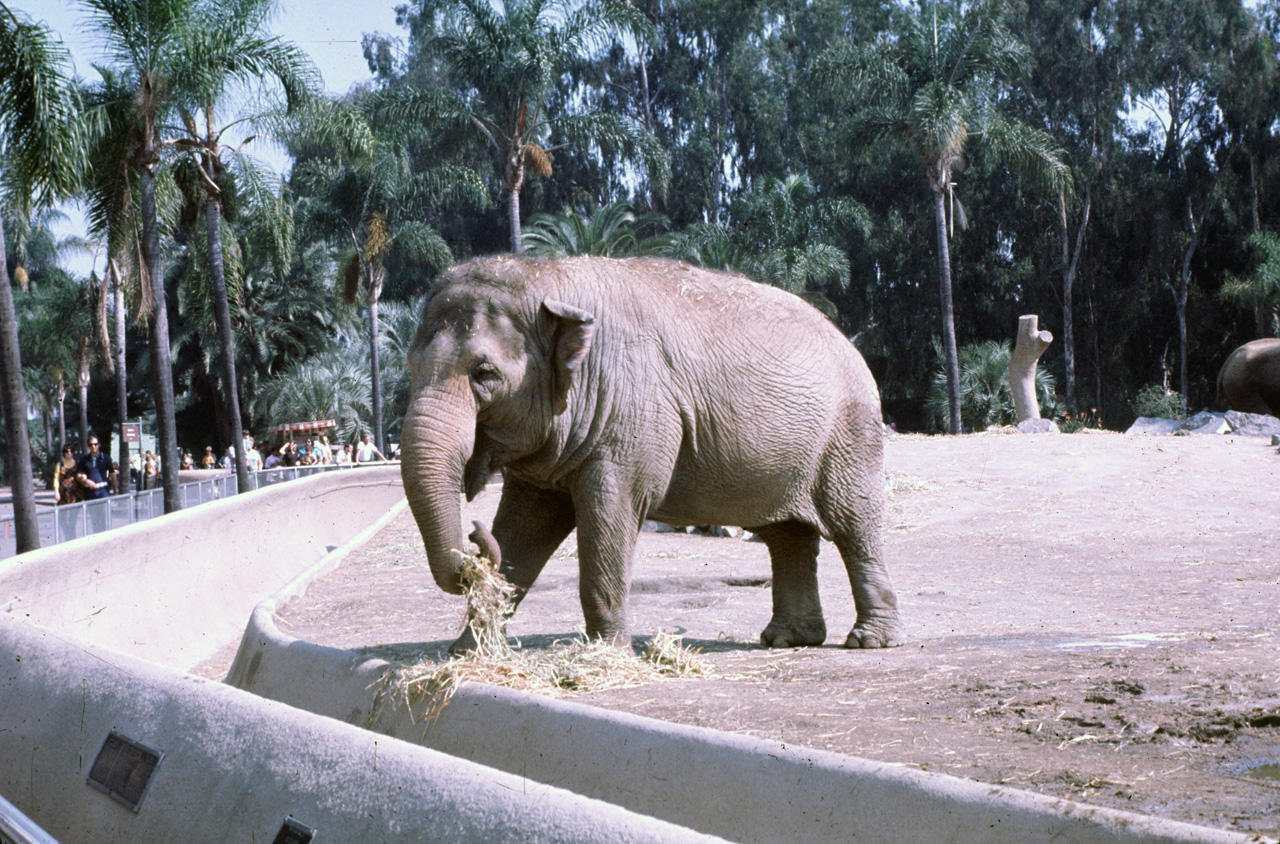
[
  {"x1": 401, "y1": 255, "x2": 899, "y2": 652},
  {"x1": 1218, "y1": 338, "x2": 1280, "y2": 418}
]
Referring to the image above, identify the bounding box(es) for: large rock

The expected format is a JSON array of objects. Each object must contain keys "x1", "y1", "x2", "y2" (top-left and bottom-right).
[
  {"x1": 1125, "y1": 416, "x2": 1185, "y2": 435},
  {"x1": 1225, "y1": 410, "x2": 1280, "y2": 437},
  {"x1": 1016, "y1": 418, "x2": 1060, "y2": 434},
  {"x1": 1175, "y1": 411, "x2": 1230, "y2": 436}
]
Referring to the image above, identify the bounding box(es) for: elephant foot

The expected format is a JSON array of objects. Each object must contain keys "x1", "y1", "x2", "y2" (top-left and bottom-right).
[
  {"x1": 584, "y1": 625, "x2": 634, "y2": 650},
  {"x1": 447, "y1": 626, "x2": 479, "y2": 657},
  {"x1": 447, "y1": 623, "x2": 513, "y2": 657},
  {"x1": 760, "y1": 615, "x2": 827, "y2": 649},
  {"x1": 843, "y1": 618, "x2": 903, "y2": 649}
]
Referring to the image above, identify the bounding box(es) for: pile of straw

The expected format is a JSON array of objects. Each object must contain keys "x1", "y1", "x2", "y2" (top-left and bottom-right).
[{"x1": 374, "y1": 550, "x2": 713, "y2": 727}]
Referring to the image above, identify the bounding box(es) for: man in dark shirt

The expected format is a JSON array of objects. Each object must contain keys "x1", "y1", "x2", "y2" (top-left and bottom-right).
[{"x1": 75, "y1": 435, "x2": 117, "y2": 498}]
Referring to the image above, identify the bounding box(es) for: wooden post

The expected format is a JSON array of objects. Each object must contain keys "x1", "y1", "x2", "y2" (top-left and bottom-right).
[{"x1": 1009, "y1": 315, "x2": 1053, "y2": 422}]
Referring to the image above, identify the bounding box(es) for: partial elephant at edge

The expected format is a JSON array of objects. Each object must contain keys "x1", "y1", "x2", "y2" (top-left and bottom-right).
[{"x1": 1218, "y1": 338, "x2": 1280, "y2": 419}]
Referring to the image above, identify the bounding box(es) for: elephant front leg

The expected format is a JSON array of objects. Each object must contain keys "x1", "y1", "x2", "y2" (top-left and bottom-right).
[
  {"x1": 448, "y1": 480, "x2": 575, "y2": 656},
  {"x1": 755, "y1": 521, "x2": 828, "y2": 648},
  {"x1": 571, "y1": 479, "x2": 643, "y2": 648}
]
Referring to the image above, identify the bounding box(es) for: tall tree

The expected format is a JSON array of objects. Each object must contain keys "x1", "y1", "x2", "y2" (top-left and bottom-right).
[
  {"x1": 1011, "y1": 0, "x2": 1126, "y2": 414},
  {"x1": 288, "y1": 97, "x2": 479, "y2": 452},
  {"x1": 815, "y1": 0, "x2": 1070, "y2": 433},
  {"x1": 383, "y1": 0, "x2": 667, "y2": 252},
  {"x1": 82, "y1": 0, "x2": 198, "y2": 512},
  {"x1": 0, "y1": 2, "x2": 84, "y2": 551},
  {"x1": 82, "y1": 66, "x2": 143, "y2": 488},
  {"x1": 1110, "y1": 0, "x2": 1243, "y2": 415},
  {"x1": 162, "y1": 0, "x2": 316, "y2": 492}
]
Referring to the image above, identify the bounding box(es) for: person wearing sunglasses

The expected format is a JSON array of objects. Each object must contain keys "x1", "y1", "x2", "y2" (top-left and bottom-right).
[{"x1": 75, "y1": 435, "x2": 118, "y2": 498}]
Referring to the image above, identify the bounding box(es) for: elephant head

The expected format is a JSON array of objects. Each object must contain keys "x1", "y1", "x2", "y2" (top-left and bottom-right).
[{"x1": 400, "y1": 263, "x2": 594, "y2": 594}]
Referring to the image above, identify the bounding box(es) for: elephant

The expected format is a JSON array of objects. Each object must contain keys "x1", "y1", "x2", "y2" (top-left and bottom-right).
[
  {"x1": 1217, "y1": 338, "x2": 1280, "y2": 418},
  {"x1": 401, "y1": 255, "x2": 900, "y2": 653}
]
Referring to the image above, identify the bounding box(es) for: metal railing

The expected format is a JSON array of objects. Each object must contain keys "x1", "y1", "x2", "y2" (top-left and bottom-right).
[
  {"x1": 0, "y1": 792, "x2": 59, "y2": 844},
  {"x1": 0, "y1": 463, "x2": 370, "y2": 560}
]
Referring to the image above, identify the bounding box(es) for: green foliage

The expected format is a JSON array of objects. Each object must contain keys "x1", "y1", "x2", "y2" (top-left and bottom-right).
[
  {"x1": 253, "y1": 347, "x2": 371, "y2": 446},
  {"x1": 522, "y1": 200, "x2": 671, "y2": 257},
  {"x1": 670, "y1": 174, "x2": 868, "y2": 295},
  {"x1": 925, "y1": 340, "x2": 1060, "y2": 433},
  {"x1": 1130, "y1": 385, "x2": 1184, "y2": 420},
  {"x1": 1221, "y1": 231, "x2": 1280, "y2": 336},
  {"x1": 24, "y1": 0, "x2": 1280, "y2": 449}
]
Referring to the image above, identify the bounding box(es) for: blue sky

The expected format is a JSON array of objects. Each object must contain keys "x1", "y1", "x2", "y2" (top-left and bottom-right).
[
  {"x1": 31, "y1": 0, "x2": 400, "y2": 97},
  {"x1": 24, "y1": 0, "x2": 404, "y2": 275}
]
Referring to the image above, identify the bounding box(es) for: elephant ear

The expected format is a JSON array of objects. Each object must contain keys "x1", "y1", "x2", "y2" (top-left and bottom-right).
[{"x1": 541, "y1": 299, "x2": 596, "y2": 414}]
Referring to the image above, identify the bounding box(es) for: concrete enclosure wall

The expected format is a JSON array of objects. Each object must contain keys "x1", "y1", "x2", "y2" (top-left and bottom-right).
[
  {"x1": 0, "y1": 618, "x2": 726, "y2": 844},
  {"x1": 231, "y1": 607, "x2": 1253, "y2": 844},
  {"x1": 0, "y1": 465, "x2": 405, "y2": 671}
]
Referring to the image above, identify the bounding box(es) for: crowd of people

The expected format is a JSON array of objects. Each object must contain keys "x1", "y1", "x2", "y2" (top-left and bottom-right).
[
  {"x1": 53, "y1": 430, "x2": 395, "y2": 506},
  {"x1": 217, "y1": 431, "x2": 392, "y2": 472}
]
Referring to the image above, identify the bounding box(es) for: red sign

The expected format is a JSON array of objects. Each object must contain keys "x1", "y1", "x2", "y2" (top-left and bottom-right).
[{"x1": 122, "y1": 423, "x2": 141, "y2": 443}]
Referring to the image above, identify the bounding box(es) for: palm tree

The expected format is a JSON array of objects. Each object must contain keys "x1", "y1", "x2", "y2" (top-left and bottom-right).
[
  {"x1": 522, "y1": 199, "x2": 671, "y2": 257},
  {"x1": 171, "y1": 184, "x2": 344, "y2": 443},
  {"x1": 1, "y1": 3, "x2": 84, "y2": 551},
  {"x1": 673, "y1": 174, "x2": 869, "y2": 297},
  {"x1": 81, "y1": 0, "x2": 198, "y2": 511},
  {"x1": 254, "y1": 347, "x2": 372, "y2": 448},
  {"x1": 815, "y1": 0, "x2": 1070, "y2": 434},
  {"x1": 82, "y1": 65, "x2": 152, "y2": 494},
  {"x1": 289, "y1": 103, "x2": 467, "y2": 453},
  {"x1": 161, "y1": 0, "x2": 316, "y2": 492},
  {"x1": 376, "y1": 0, "x2": 668, "y2": 252}
]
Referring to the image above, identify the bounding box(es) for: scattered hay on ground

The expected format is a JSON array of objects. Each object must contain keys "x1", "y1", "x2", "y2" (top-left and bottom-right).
[{"x1": 370, "y1": 549, "x2": 714, "y2": 730}]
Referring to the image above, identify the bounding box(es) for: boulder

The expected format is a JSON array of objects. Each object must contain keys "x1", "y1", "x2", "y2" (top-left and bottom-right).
[
  {"x1": 1125, "y1": 417, "x2": 1185, "y2": 435},
  {"x1": 1016, "y1": 418, "x2": 1060, "y2": 434},
  {"x1": 1224, "y1": 410, "x2": 1280, "y2": 438},
  {"x1": 1175, "y1": 411, "x2": 1230, "y2": 435}
]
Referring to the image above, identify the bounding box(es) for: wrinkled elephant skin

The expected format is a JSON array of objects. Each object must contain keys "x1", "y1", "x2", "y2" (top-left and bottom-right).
[
  {"x1": 1218, "y1": 338, "x2": 1280, "y2": 418},
  {"x1": 400, "y1": 255, "x2": 899, "y2": 652}
]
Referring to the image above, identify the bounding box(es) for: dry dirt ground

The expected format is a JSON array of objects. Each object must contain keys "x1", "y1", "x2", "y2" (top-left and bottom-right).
[{"x1": 197, "y1": 430, "x2": 1280, "y2": 838}]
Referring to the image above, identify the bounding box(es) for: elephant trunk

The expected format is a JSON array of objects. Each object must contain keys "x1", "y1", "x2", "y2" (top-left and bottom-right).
[{"x1": 400, "y1": 379, "x2": 477, "y2": 595}]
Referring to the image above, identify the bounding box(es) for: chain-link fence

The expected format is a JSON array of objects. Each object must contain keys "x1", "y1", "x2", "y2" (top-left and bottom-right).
[{"x1": 1, "y1": 464, "x2": 363, "y2": 559}]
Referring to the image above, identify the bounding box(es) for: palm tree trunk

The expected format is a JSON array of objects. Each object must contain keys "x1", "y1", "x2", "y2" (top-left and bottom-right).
[
  {"x1": 369, "y1": 296, "x2": 384, "y2": 452},
  {"x1": 140, "y1": 161, "x2": 181, "y2": 513},
  {"x1": 0, "y1": 224, "x2": 40, "y2": 552},
  {"x1": 56, "y1": 382, "x2": 66, "y2": 450},
  {"x1": 112, "y1": 262, "x2": 130, "y2": 493},
  {"x1": 934, "y1": 189, "x2": 962, "y2": 435},
  {"x1": 206, "y1": 191, "x2": 249, "y2": 493},
  {"x1": 77, "y1": 362, "x2": 89, "y2": 451},
  {"x1": 508, "y1": 188, "x2": 523, "y2": 254}
]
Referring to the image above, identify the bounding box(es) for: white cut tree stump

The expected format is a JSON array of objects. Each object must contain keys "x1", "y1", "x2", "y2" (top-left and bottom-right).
[{"x1": 1008, "y1": 315, "x2": 1053, "y2": 422}]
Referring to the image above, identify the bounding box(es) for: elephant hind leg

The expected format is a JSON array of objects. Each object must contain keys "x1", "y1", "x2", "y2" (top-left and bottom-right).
[
  {"x1": 831, "y1": 526, "x2": 902, "y2": 649},
  {"x1": 755, "y1": 520, "x2": 827, "y2": 649}
]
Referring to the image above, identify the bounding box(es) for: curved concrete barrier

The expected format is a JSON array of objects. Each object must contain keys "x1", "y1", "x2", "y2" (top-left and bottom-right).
[
  {"x1": 0, "y1": 617, "x2": 727, "y2": 844},
  {"x1": 231, "y1": 600, "x2": 1253, "y2": 844},
  {"x1": 0, "y1": 465, "x2": 405, "y2": 671}
]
